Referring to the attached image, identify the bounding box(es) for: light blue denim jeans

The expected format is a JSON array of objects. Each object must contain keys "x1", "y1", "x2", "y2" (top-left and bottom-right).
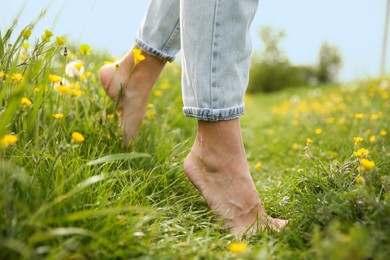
[{"x1": 136, "y1": 0, "x2": 259, "y2": 121}]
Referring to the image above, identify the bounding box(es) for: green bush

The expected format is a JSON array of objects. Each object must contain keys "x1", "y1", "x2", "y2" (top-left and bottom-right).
[
  {"x1": 248, "y1": 27, "x2": 342, "y2": 93},
  {"x1": 248, "y1": 61, "x2": 316, "y2": 93}
]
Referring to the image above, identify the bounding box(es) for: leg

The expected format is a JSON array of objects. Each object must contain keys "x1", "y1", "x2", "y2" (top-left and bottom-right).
[
  {"x1": 99, "y1": 0, "x2": 181, "y2": 144},
  {"x1": 180, "y1": 0, "x2": 287, "y2": 235},
  {"x1": 99, "y1": 51, "x2": 165, "y2": 144},
  {"x1": 184, "y1": 120, "x2": 287, "y2": 234}
]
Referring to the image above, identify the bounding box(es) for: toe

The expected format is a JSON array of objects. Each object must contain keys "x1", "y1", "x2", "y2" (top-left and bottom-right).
[{"x1": 269, "y1": 217, "x2": 288, "y2": 231}]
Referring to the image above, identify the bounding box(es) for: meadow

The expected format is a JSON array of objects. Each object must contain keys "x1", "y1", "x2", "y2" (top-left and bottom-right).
[{"x1": 1, "y1": 24, "x2": 390, "y2": 259}]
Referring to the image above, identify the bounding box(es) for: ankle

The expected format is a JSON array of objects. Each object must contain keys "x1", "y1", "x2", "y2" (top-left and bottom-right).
[
  {"x1": 197, "y1": 120, "x2": 246, "y2": 153},
  {"x1": 121, "y1": 47, "x2": 166, "y2": 70},
  {"x1": 192, "y1": 132, "x2": 247, "y2": 173}
]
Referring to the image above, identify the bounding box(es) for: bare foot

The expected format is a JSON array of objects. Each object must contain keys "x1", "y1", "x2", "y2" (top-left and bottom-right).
[
  {"x1": 99, "y1": 47, "x2": 166, "y2": 144},
  {"x1": 184, "y1": 120, "x2": 288, "y2": 236}
]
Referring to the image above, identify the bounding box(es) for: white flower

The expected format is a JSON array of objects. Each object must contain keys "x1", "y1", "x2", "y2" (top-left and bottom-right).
[{"x1": 65, "y1": 60, "x2": 85, "y2": 77}]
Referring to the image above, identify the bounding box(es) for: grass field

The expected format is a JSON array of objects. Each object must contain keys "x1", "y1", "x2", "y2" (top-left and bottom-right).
[{"x1": 1, "y1": 26, "x2": 390, "y2": 259}]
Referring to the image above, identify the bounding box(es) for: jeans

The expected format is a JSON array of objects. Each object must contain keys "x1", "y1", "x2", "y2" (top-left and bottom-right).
[{"x1": 136, "y1": 0, "x2": 259, "y2": 121}]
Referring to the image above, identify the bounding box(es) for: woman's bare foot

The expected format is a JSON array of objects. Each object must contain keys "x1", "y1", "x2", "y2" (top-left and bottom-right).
[
  {"x1": 184, "y1": 120, "x2": 288, "y2": 236},
  {"x1": 99, "y1": 47, "x2": 166, "y2": 144}
]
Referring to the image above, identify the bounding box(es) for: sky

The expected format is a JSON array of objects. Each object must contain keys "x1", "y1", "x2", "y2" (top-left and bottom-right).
[{"x1": 1, "y1": 0, "x2": 389, "y2": 81}]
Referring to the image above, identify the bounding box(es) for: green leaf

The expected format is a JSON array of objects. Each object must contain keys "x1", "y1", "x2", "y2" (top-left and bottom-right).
[
  {"x1": 48, "y1": 206, "x2": 155, "y2": 222},
  {"x1": 29, "y1": 227, "x2": 115, "y2": 250},
  {"x1": 86, "y1": 152, "x2": 150, "y2": 166},
  {"x1": 0, "y1": 30, "x2": 4, "y2": 61}
]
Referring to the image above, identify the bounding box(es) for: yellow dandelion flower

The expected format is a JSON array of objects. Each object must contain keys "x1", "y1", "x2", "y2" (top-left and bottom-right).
[
  {"x1": 0, "y1": 134, "x2": 18, "y2": 148},
  {"x1": 22, "y1": 42, "x2": 30, "y2": 50},
  {"x1": 228, "y1": 242, "x2": 248, "y2": 254},
  {"x1": 370, "y1": 114, "x2": 379, "y2": 120},
  {"x1": 160, "y1": 80, "x2": 171, "y2": 90},
  {"x1": 49, "y1": 74, "x2": 62, "y2": 83},
  {"x1": 19, "y1": 54, "x2": 26, "y2": 60},
  {"x1": 44, "y1": 30, "x2": 53, "y2": 37},
  {"x1": 325, "y1": 117, "x2": 335, "y2": 124},
  {"x1": 338, "y1": 118, "x2": 346, "y2": 125},
  {"x1": 0, "y1": 71, "x2": 5, "y2": 78},
  {"x1": 85, "y1": 71, "x2": 92, "y2": 78},
  {"x1": 21, "y1": 97, "x2": 32, "y2": 106},
  {"x1": 291, "y1": 143, "x2": 299, "y2": 151},
  {"x1": 34, "y1": 88, "x2": 41, "y2": 94},
  {"x1": 80, "y1": 44, "x2": 92, "y2": 55},
  {"x1": 354, "y1": 113, "x2": 364, "y2": 119},
  {"x1": 297, "y1": 168, "x2": 304, "y2": 173},
  {"x1": 71, "y1": 132, "x2": 85, "y2": 143},
  {"x1": 79, "y1": 74, "x2": 86, "y2": 81},
  {"x1": 22, "y1": 29, "x2": 32, "y2": 40},
  {"x1": 355, "y1": 176, "x2": 365, "y2": 185},
  {"x1": 66, "y1": 53, "x2": 74, "y2": 60},
  {"x1": 153, "y1": 89, "x2": 163, "y2": 97},
  {"x1": 306, "y1": 138, "x2": 313, "y2": 145},
  {"x1": 52, "y1": 113, "x2": 64, "y2": 120},
  {"x1": 380, "y1": 130, "x2": 388, "y2": 136},
  {"x1": 360, "y1": 159, "x2": 375, "y2": 171},
  {"x1": 314, "y1": 128, "x2": 322, "y2": 135},
  {"x1": 107, "y1": 114, "x2": 114, "y2": 120},
  {"x1": 353, "y1": 136, "x2": 363, "y2": 145},
  {"x1": 353, "y1": 148, "x2": 369, "y2": 157},
  {"x1": 147, "y1": 104, "x2": 154, "y2": 109},
  {"x1": 254, "y1": 162, "x2": 262, "y2": 170},
  {"x1": 56, "y1": 36, "x2": 66, "y2": 46},
  {"x1": 146, "y1": 110, "x2": 157, "y2": 120},
  {"x1": 70, "y1": 82, "x2": 77, "y2": 89},
  {"x1": 11, "y1": 73, "x2": 23, "y2": 82},
  {"x1": 55, "y1": 85, "x2": 71, "y2": 95},
  {"x1": 40, "y1": 30, "x2": 53, "y2": 42},
  {"x1": 133, "y1": 48, "x2": 145, "y2": 64},
  {"x1": 71, "y1": 89, "x2": 83, "y2": 97},
  {"x1": 369, "y1": 135, "x2": 376, "y2": 142}
]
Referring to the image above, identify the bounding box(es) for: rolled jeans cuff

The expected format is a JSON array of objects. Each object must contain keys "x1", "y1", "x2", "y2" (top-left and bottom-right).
[
  {"x1": 183, "y1": 103, "x2": 246, "y2": 121},
  {"x1": 136, "y1": 38, "x2": 176, "y2": 62}
]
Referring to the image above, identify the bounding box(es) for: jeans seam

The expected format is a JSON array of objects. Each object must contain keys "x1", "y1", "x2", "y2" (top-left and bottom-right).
[
  {"x1": 161, "y1": 19, "x2": 180, "y2": 54},
  {"x1": 135, "y1": 39, "x2": 175, "y2": 62},
  {"x1": 210, "y1": 0, "x2": 220, "y2": 115}
]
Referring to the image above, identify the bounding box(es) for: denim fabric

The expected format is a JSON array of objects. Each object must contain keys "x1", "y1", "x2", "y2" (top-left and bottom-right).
[
  {"x1": 137, "y1": 0, "x2": 181, "y2": 62},
  {"x1": 137, "y1": 0, "x2": 259, "y2": 121}
]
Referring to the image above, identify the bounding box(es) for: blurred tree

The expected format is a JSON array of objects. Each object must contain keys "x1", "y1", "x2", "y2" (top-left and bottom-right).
[
  {"x1": 248, "y1": 27, "x2": 343, "y2": 93},
  {"x1": 259, "y1": 26, "x2": 287, "y2": 64},
  {"x1": 249, "y1": 27, "x2": 309, "y2": 92},
  {"x1": 317, "y1": 42, "x2": 342, "y2": 84}
]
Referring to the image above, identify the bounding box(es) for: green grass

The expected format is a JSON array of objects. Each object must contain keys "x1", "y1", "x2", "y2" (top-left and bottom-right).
[{"x1": 1, "y1": 24, "x2": 390, "y2": 259}]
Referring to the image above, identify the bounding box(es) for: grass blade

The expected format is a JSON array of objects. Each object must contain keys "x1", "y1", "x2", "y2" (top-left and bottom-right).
[{"x1": 86, "y1": 152, "x2": 150, "y2": 166}]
